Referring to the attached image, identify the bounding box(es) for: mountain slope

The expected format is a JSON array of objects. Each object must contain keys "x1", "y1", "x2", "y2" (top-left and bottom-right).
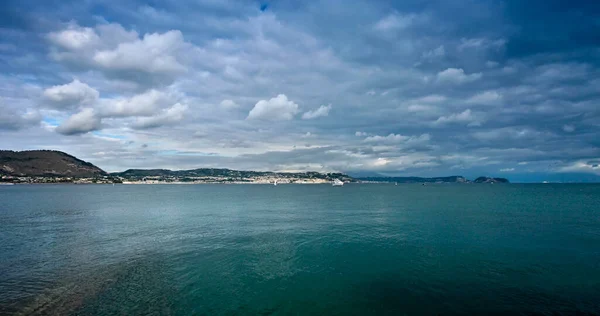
[{"x1": 0, "y1": 150, "x2": 106, "y2": 177}]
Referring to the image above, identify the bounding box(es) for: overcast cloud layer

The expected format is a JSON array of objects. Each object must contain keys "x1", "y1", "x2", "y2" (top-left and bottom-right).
[{"x1": 1, "y1": 0, "x2": 599, "y2": 181}]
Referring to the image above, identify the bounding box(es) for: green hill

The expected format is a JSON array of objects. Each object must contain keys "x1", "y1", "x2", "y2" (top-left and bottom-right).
[{"x1": 0, "y1": 150, "x2": 106, "y2": 177}]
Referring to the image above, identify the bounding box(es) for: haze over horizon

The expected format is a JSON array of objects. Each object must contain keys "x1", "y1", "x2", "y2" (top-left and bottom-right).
[{"x1": 1, "y1": 0, "x2": 599, "y2": 182}]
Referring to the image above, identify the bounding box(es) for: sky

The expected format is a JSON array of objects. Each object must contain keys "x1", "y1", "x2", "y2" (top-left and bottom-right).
[{"x1": 0, "y1": 0, "x2": 599, "y2": 181}]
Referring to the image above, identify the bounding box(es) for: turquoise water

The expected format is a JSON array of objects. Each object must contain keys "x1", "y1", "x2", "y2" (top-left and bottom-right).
[{"x1": 1, "y1": 184, "x2": 599, "y2": 315}]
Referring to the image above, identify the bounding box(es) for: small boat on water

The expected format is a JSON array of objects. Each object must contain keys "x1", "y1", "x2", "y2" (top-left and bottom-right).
[
  {"x1": 273, "y1": 180, "x2": 278, "y2": 186},
  {"x1": 332, "y1": 179, "x2": 344, "y2": 186}
]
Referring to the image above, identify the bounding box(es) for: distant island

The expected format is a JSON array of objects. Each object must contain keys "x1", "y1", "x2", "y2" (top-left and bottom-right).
[
  {"x1": 360, "y1": 176, "x2": 509, "y2": 184},
  {"x1": 472, "y1": 176, "x2": 510, "y2": 184},
  {"x1": 359, "y1": 176, "x2": 468, "y2": 183},
  {"x1": 1, "y1": 150, "x2": 509, "y2": 184}
]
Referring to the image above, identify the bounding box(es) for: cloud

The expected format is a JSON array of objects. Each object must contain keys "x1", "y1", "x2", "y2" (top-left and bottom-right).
[
  {"x1": 42, "y1": 85, "x2": 183, "y2": 134},
  {"x1": 247, "y1": 94, "x2": 299, "y2": 121},
  {"x1": 0, "y1": 108, "x2": 40, "y2": 131},
  {"x1": 467, "y1": 91, "x2": 503, "y2": 105},
  {"x1": 500, "y1": 168, "x2": 515, "y2": 172},
  {"x1": 374, "y1": 13, "x2": 418, "y2": 32},
  {"x1": 48, "y1": 23, "x2": 189, "y2": 86},
  {"x1": 364, "y1": 133, "x2": 408, "y2": 143},
  {"x1": 413, "y1": 95, "x2": 447, "y2": 103},
  {"x1": 93, "y1": 30, "x2": 187, "y2": 75},
  {"x1": 132, "y1": 103, "x2": 188, "y2": 129},
  {"x1": 436, "y1": 68, "x2": 482, "y2": 84},
  {"x1": 407, "y1": 104, "x2": 436, "y2": 113},
  {"x1": 48, "y1": 25, "x2": 102, "y2": 51},
  {"x1": 355, "y1": 131, "x2": 367, "y2": 137},
  {"x1": 560, "y1": 160, "x2": 600, "y2": 175},
  {"x1": 48, "y1": 23, "x2": 138, "y2": 62},
  {"x1": 302, "y1": 104, "x2": 331, "y2": 119},
  {"x1": 471, "y1": 128, "x2": 549, "y2": 141},
  {"x1": 486, "y1": 61, "x2": 499, "y2": 68},
  {"x1": 458, "y1": 38, "x2": 506, "y2": 51},
  {"x1": 56, "y1": 108, "x2": 101, "y2": 135},
  {"x1": 219, "y1": 99, "x2": 239, "y2": 109},
  {"x1": 98, "y1": 89, "x2": 173, "y2": 117},
  {"x1": 43, "y1": 79, "x2": 99, "y2": 109},
  {"x1": 364, "y1": 133, "x2": 430, "y2": 146},
  {"x1": 434, "y1": 109, "x2": 483, "y2": 126},
  {"x1": 422, "y1": 45, "x2": 445, "y2": 59},
  {"x1": 302, "y1": 132, "x2": 314, "y2": 138}
]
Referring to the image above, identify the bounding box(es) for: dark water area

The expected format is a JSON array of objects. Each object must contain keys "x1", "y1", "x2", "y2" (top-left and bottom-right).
[{"x1": 1, "y1": 184, "x2": 599, "y2": 315}]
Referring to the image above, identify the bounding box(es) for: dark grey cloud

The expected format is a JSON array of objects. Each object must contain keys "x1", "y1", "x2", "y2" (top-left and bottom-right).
[
  {"x1": 55, "y1": 108, "x2": 102, "y2": 135},
  {"x1": 0, "y1": 110, "x2": 41, "y2": 131}
]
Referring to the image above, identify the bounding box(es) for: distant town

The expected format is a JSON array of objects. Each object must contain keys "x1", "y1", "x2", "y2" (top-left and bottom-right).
[
  {"x1": 0, "y1": 174, "x2": 346, "y2": 185},
  {"x1": 0, "y1": 173, "x2": 509, "y2": 185}
]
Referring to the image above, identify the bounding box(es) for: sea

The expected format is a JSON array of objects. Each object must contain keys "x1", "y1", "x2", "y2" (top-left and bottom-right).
[{"x1": 1, "y1": 183, "x2": 599, "y2": 315}]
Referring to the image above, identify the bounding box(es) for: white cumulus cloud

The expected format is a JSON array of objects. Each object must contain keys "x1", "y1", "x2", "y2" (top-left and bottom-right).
[
  {"x1": 434, "y1": 109, "x2": 483, "y2": 126},
  {"x1": 98, "y1": 89, "x2": 172, "y2": 117},
  {"x1": 48, "y1": 23, "x2": 189, "y2": 86},
  {"x1": 93, "y1": 30, "x2": 187, "y2": 75},
  {"x1": 364, "y1": 133, "x2": 430, "y2": 145},
  {"x1": 220, "y1": 99, "x2": 239, "y2": 109},
  {"x1": 132, "y1": 103, "x2": 188, "y2": 129},
  {"x1": 302, "y1": 104, "x2": 331, "y2": 119},
  {"x1": 436, "y1": 68, "x2": 482, "y2": 84},
  {"x1": 247, "y1": 94, "x2": 299, "y2": 121},
  {"x1": 43, "y1": 79, "x2": 99, "y2": 109},
  {"x1": 48, "y1": 25, "x2": 101, "y2": 51},
  {"x1": 364, "y1": 133, "x2": 408, "y2": 143},
  {"x1": 467, "y1": 91, "x2": 503, "y2": 105}
]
